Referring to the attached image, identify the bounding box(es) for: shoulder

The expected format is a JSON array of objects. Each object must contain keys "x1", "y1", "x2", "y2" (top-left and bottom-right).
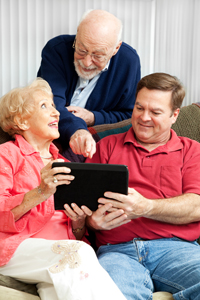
[
  {"x1": 0, "y1": 140, "x2": 19, "y2": 167},
  {"x1": 110, "y1": 42, "x2": 140, "y2": 73},
  {"x1": 43, "y1": 34, "x2": 75, "y2": 50},
  {"x1": 178, "y1": 135, "x2": 200, "y2": 150},
  {"x1": 97, "y1": 131, "x2": 127, "y2": 149},
  {"x1": 0, "y1": 139, "x2": 15, "y2": 151},
  {"x1": 118, "y1": 42, "x2": 140, "y2": 62}
]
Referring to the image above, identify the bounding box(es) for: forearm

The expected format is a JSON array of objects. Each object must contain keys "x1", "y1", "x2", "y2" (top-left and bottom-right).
[
  {"x1": 11, "y1": 187, "x2": 46, "y2": 221},
  {"x1": 93, "y1": 109, "x2": 132, "y2": 126},
  {"x1": 145, "y1": 193, "x2": 200, "y2": 224}
]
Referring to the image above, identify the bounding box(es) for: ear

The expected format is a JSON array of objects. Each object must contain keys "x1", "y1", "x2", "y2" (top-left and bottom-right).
[
  {"x1": 112, "y1": 41, "x2": 122, "y2": 56},
  {"x1": 171, "y1": 108, "x2": 180, "y2": 124},
  {"x1": 14, "y1": 116, "x2": 30, "y2": 131}
]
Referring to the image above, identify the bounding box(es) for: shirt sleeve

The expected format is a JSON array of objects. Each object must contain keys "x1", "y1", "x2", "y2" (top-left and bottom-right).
[
  {"x1": 0, "y1": 153, "x2": 30, "y2": 233},
  {"x1": 182, "y1": 140, "x2": 200, "y2": 195}
]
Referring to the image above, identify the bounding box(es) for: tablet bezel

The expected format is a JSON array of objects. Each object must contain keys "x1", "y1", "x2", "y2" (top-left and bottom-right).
[{"x1": 52, "y1": 162, "x2": 129, "y2": 211}]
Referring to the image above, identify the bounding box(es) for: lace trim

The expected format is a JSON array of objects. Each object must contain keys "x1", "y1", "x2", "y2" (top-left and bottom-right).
[{"x1": 49, "y1": 241, "x2": 83, "y2": 273}]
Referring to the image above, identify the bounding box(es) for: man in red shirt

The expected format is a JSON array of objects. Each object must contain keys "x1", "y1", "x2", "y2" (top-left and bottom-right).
[{"x1": 86, "y1": 73, "x2": 200, "y2": 300}]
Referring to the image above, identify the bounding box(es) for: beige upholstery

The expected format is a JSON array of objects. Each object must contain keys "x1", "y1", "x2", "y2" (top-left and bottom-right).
[
  {"x1": 153, "y1": 292, "x2": 174, "y2": 300},
  {"x1": 0, "y1": 285, "x2": 40, "y2": 300}
]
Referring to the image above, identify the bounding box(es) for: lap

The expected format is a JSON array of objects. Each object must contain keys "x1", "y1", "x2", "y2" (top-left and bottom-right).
[
  {"x1": 97, "y1": 238, "x2": 200, "y2": 299},
  {"x1": 0, "y1": 238, "x2": 126, "y2": 300},
  {"x1": 149, "y1": 238, "x2": 200, "y2": 294}
]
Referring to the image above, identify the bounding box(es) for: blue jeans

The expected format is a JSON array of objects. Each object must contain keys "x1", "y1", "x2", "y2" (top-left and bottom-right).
[{"x1": 97, "y1": 238, "x2": 200, "y2": 300}]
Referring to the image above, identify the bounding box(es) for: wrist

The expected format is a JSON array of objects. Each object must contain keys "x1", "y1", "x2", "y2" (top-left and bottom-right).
[{"x1": 72, "y1": 225, "x2": 85, "y2": 233}]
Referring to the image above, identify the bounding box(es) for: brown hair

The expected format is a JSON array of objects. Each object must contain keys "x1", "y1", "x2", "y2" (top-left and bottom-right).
[
  {"x1": 0, "y1": 78, "x2": 53, "y2": 136},
  {"x1": 136, "y1": 73, "x2": 185, "y2": 111}
]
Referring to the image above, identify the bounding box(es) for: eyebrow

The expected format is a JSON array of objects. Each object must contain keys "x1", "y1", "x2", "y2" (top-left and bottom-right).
[
  {"x1": 77, "y1": 40, "x2": 106, "y2": 54},
  {"x1": 39, "y1": 99, "x2": 55, "y2": 106},
  {"x1": 135, "y1": 102, "x2": 164, "y2": 112}
]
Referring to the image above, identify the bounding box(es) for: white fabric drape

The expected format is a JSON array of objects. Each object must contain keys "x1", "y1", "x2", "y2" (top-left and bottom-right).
[{"x1": 0, "y1": 0, "x2": 199, "y2": 106}]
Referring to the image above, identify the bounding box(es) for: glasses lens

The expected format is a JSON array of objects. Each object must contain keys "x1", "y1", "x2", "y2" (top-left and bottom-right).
[{"x1": 74, "y1": 44, "x2": 106, "y2": 63}]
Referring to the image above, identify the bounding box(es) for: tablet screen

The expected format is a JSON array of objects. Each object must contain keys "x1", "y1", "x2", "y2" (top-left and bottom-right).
[{"x1": 52, "y1": 162, "x2": 129, "y2": 211}]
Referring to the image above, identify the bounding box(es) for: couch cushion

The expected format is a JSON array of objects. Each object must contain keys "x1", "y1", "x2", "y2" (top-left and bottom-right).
[
  {"x1": 0, "y1": 274, "x2": 38, "y2": 295},
  {"x1": 171, "y1": 103, "x2": 200, "y2": 143},
  {"x1": 0, "y1": 285, "x2": 40, "y2": 300},
  {"x1": 153, "y1": 291, "x2": 174, "y2": 300}
]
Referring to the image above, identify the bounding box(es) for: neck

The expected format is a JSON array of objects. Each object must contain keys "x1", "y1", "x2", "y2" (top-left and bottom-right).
[
  {"x1": 22, "y1": 133, "x2": 53, "y2": 157},
  {"x1": 135, "y1": 133, "x2": 171, "y2": 152}
]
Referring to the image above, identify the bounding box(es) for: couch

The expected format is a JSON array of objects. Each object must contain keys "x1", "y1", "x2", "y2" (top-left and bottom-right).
[{"x1": 0, "y1": 103, "x2": 200, "y2": 300}]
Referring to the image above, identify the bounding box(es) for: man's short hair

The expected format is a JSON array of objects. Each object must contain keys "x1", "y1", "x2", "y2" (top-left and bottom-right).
[{"x1": 136, "y1": 73, "x2": 185, "y2": 111}]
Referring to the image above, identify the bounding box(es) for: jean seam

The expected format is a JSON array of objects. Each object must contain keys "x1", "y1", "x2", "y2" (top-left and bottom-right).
[{"x1": 152, "y1": 274, "x2": 184, "y2": 291}]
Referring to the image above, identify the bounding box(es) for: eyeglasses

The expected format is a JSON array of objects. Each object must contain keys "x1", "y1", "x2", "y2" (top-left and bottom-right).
[{"x1": 72, "y1": 38, "x2": 108, "y2": 63}]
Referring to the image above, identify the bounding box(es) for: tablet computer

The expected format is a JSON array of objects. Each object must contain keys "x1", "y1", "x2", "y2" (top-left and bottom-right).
[{"x1": 52, "y1": 162, "x2": 129, "y2": 211}]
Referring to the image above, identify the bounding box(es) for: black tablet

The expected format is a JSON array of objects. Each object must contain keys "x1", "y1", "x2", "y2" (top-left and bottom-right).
[{"x1": 52, "y1": 162, "x2": 129, "y2": 211}]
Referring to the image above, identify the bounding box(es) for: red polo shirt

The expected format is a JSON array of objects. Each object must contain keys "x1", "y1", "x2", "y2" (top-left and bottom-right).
[{"x1": 86, "y1": 128, "x2": 200, "y2": 247}]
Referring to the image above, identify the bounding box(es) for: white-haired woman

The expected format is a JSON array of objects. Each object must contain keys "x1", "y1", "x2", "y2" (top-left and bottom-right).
[{"x1": 0, "y1": 79, "x2": 126, "y2": 300}]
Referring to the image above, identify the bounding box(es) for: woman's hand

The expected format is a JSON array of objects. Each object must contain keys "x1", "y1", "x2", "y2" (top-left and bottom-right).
[
  {"x1": 38, "y1": 159, "x2": 75, "y2": 200},
  {"x1": 12, "y1": 159, "x2": 74, "y2": 221},
  {"x1": 64, "y1": 203, "x2": 92, "y2": 239}
]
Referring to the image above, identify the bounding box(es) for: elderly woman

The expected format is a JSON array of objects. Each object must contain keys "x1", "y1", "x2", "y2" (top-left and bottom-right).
[{"x1": 0, "y1": 79, "x2": 126, "y2": 300}]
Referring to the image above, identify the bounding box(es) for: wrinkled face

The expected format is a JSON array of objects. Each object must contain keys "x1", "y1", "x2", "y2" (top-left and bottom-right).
[
  {"x1": 25, "y1": 91, "x2": 60, "y2": 142},
  {"x1": 131, "y1": 88, "x2": 179, "y2": 146},
  {"x1": 73, "y1": 26, "x2": 120, "y2": 80}
]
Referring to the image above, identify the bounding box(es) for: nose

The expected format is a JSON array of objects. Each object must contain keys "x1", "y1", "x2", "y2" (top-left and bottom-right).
[
  {"x1": 52, "y1": 106, "x2": 60, "y2": 117},
  {"x1": 81, "y1": 54, "x2": 93, "y2": 67},
  {"x1": 140, "y1": 110, "x2": 151, "y2": 122}
]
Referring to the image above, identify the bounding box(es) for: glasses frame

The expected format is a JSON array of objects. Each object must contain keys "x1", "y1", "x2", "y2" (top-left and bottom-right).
[{"x1": 72, "y1": 38, "x2": 108, "y2": 63}]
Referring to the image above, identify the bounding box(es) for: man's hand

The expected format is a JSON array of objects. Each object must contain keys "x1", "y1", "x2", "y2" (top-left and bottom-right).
[
  {"x1": 86, "y1": 203, "x2": 131, "y2": 231},
  {"x1": 67, "y1": 106, "x2": 95, "y2": 126},
  {"x1": 69, "y1": 129, "x2": 96, "y2": 158},
  {"x1": 98, "y1": 187, "x2": 152, "y2": 220}
]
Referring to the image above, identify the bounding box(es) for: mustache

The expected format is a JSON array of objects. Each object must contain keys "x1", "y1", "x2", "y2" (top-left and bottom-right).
[{"x1": 77, "y1": 60, "x2": 98, "y2": 71}]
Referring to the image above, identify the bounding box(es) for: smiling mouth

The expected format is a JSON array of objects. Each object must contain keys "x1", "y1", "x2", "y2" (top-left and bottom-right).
[
  {"x1": 48, "y1": 122, "x2": 58, "y2": 127},
  {"x1": 139, "y1": 123, "x2": 152, "y2": 128},
  {"x1": 81, "y1": 66, "x2": 97, "y2": 73}
]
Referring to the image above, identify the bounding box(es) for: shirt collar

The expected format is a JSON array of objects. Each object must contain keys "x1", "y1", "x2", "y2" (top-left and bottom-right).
[
  {"x1": 102, "y1": 60, "x2": 110, "y2": 72},
  {"x1": 123, "y1": 127, "x2": 183, "y2": 154},
  {"x1": 14, "y1": 134, "x2": 59, "y2": 158}
]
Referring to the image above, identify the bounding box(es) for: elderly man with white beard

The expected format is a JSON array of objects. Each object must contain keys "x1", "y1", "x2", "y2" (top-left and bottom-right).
[{"x1": 37, "y1": 9, "x2": 141, "y2": 159}]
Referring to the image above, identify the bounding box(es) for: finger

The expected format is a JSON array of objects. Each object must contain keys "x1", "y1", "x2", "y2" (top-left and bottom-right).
[
  {"x1": 54, "y1": 176, "x2": 75, "y2": 186},
  {"x1": 103, "y1": 191, "x2": 126, "y2": 204},
  {"x1": 83, "y1": 138, "x2": 96, "y2": 158},
  {"x1": 105, "y1": 213, "x2": 129, "y2": 227},
  {"x1": 45, "y1": 158, "x2": 65, "y2": 169},
  {"x1": 106, "y1": 207, "x2": 119, "y2": 213},
  {"x1": 104, "y1": 209, "x2": 125, "y2": 222},
  {"x1": 108, "y1": 219, "x2": 131, "y2": 229},
  {"x1": 98, "y1": 197, "x2": 124, "y2": 209},
  {"x1": 95, "y1": 202, "x2": 113, "y2": 216},
  {"x1": 71, "y1": 203, "x2": 84, "y2": 216},
  {"x1": 88, "y1": 140, "x2": 96, "y2": 158},
  {"x1": 69, "y1": 138, "x2": 82, "y2": 155},
  {"x1": 67, "y1": 106, "x2": 78, "y2": 112},
  {"x1": 52, "y1": 166, "x2": 71, "y2": 176},
  {"x1": 81, "y1": 205, "x2": 93, "y2": 216},
  {"x1": 64, "y1": 204, "x2": 79, "y2": 220}
]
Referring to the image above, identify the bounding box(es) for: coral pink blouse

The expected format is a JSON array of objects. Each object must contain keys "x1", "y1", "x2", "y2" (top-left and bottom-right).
[{"x1": 0, "y1": 135, "x2": 87, "y2": 266}]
